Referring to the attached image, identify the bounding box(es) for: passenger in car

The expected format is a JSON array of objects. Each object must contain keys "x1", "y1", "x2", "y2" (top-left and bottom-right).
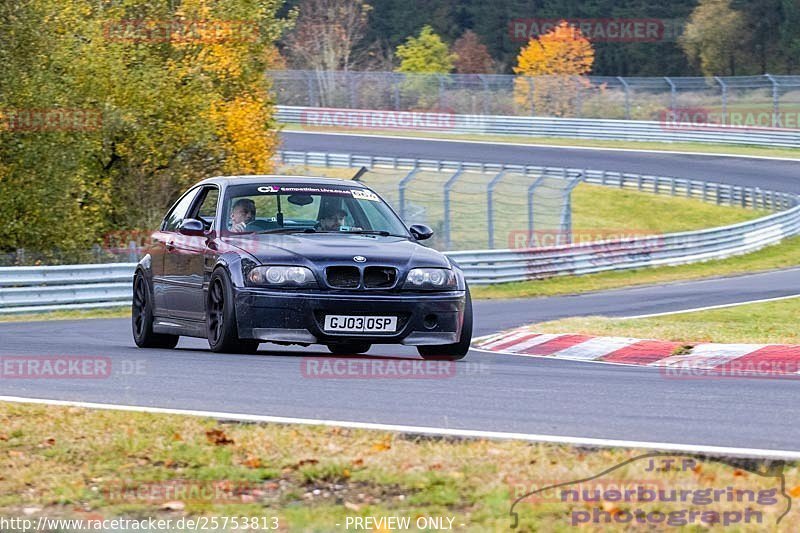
[{"x1": 229, "y1": 198, "x2": 256, "y2": 232}]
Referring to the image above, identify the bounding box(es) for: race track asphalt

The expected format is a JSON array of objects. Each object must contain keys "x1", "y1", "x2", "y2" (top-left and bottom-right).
[
  {"x1": 1, "y1": 267, "x2": 799, "y2": 452},
  {"x1": 281, "y1": 131, "x2": 800, "y2": 193},
  {"x1": 1, "y1": 134, "x2": 798, "y2": 453}
]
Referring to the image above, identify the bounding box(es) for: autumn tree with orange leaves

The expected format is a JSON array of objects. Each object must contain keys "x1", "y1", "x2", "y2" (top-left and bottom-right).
[{"x1": 513, "y1": 21, "x2": 595, "y2": 117}]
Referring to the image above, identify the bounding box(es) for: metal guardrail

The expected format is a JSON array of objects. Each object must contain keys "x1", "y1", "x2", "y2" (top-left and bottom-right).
[
  {"x1": 1, "y1": 153, "x2": 798, "y2": 311},
  {"x1": 0, "y1": 264, "x2": 134, "y2": 314},
  {"x1": 277, "y1": 150, "x2": 797, "y2": 212},
  {"x1": 448, "y1": 204, "x2": 800, "y2": 284},
  {"x1": 278, "y1": 105, "x2": 800, "y2": 148}
]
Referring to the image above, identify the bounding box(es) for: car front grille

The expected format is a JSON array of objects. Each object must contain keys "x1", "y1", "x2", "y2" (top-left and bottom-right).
[
  {"x1": 325, "y1": 266, "x2": 361, "y2": 288},
  {"x1": 364, "y1": 266, "x2": 397, "y2": 288},
  {"x1": 324, "y1": 266, "x2": 399, "y2": 289}
]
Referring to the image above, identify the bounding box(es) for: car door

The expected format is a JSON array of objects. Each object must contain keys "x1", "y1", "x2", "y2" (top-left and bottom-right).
[
  {"x1": 170, "y1": 185, "x2": 220, "y2": 322},
  {"x1": 154, "y1": 187, "x2": 203, "y2": 316}
]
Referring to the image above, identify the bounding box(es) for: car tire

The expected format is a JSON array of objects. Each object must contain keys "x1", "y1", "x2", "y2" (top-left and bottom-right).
[
  {"x1": 416, "y1": 287, "x2": 472, "y2": 361},
  {"x1": 132, "y1": 272, "x2": 179, "y2": 349},
  {"x1": 207, "y1": 268, "x2": 260, "y2": 354},
  {"x1": 327, "y1": 343, "x2": 372, "y2": 355}
]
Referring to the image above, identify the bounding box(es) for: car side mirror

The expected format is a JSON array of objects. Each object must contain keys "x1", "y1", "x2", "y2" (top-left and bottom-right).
[
  {"x1": 178, "y1": 218, "x2": 205, "y2": 236},
  {"x1": 409, "y1": 224, "x2": 434, "y2": 241}
]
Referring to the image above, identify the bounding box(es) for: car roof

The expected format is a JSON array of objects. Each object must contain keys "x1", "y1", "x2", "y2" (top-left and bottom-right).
[{"x1": 196, "y1": 175, "x2": 368, "y2": 188}]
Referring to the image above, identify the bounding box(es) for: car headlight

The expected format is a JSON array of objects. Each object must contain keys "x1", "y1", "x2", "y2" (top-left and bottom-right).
[
  {"x1": 247, "y1": 266, "x2": 318, "y2": 288},
  {"x1": 403, "y1": 268, "x2": 457, "y2": 290}
]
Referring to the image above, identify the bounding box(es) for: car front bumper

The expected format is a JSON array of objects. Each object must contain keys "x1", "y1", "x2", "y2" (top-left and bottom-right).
[{"x1": 234, "y1": 288, "x2": 466, "y2": 346}]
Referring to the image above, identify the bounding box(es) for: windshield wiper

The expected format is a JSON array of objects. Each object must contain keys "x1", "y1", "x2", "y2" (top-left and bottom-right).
[{"x1": 345, "y1": 230, "x2": 406, "y2": 237}]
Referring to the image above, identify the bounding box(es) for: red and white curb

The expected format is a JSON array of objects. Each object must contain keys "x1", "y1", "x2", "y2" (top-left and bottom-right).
[{"x1": 473, "y1": 329, "x2": 800, "y2": 377}]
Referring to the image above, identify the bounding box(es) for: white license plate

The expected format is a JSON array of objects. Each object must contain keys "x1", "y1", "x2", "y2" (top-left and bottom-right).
[{"x1": 323, "y1": 315, "x2": 397, "y2": 333}]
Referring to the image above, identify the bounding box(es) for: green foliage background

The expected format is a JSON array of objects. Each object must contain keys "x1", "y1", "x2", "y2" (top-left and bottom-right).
[{"x1": 0, "y1": 0, "x2": 291, "y2": 263}]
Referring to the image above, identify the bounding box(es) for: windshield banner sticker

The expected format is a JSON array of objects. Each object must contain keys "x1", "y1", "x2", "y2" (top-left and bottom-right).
[{"x1": 351, "y1": 189, "x2": 380, "y2": 201}]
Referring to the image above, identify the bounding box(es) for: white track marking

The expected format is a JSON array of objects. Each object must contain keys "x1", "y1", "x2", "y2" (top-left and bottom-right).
[
  {"x1": 479, "y1": 330, "x2": 531, "y2": 350},
  {"x1": 287, "y1": 130, "x2": 800, "y2": 162},
  {"x1": 1, "y1": 395, "x2": 799, "y2": 460},
  {"x1": 652, "y1": 344, "x2": 768, "y2": 369},
  {"x1": 503, "y1": 333, "x2": 562, "y2": 353},
  {"x1": 551, "y1": 337, "x2": 641, "y2": 361},
  {"x1": 618, "y1": 293, "x2": 800, "y2": 319}
]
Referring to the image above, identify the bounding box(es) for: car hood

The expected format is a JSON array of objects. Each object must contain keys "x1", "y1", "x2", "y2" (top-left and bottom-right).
[{"x1": 222, "y1": 233, "x2": 451, "y2": 270}]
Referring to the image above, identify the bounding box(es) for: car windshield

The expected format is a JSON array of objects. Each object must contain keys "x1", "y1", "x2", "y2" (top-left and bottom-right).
[{"x1": 222, "y1": 183, "x2": 410, "y2": 237}]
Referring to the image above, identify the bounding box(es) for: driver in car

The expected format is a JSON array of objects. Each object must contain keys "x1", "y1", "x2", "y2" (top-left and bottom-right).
[
  {"x1": 229, "y1": 198, "x2": 256, "y2": 232},
  {"x1": 317, "y1": 208, "x2": 348, "y2": 231}
]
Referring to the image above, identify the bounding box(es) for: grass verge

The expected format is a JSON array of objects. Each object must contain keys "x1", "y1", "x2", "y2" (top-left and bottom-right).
[
  {"x1": 283, "y1": 124, "x2": 800, "y2": 160},
  {"x1": 470, "y1": 236, "x2": 800, "y2": 300},
  {"x1": 532, "y1": 296, "x2": 800, "y2": 345},
  {"x1": 0, "y1": 307, "x2": 129, "y2": 323},
  {"x1": 1, "y1": 402, "x2": 798, "y2": 531}
]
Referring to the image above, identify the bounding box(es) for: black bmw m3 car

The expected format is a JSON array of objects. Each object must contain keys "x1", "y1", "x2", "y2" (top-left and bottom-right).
[{"x1": 132, "y1": 176, "x2": 472, "y2": 360}]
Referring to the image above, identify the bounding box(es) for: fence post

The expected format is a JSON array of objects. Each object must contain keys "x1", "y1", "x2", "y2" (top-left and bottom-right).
[
  {"x1": 480, "y1": 74, "x2": 490, "y2": 115},
  {"x1": 128, "y1": 241, "x2": 138, "y2": 262},
  {"x1": 528, "y1": 77, "x2": 535, "y2": 115},
  {"x1": 560, "y1": 171, "x2": 584, "y2": 245},
  {"x1": 398, "y1": 166, "x2": 420, "y2": 220},
  {"x1": 715, "y1": 76, "x2": 727, "y2": 125},
  {"x1": 527, "y1": 174, "x2": 547, "y2": 247},
  {"x1": 306, "y1": 71, "x2": 316, "y2": 107},
  {"x1": 393, "y1": 73, "x2": 401, "y2": 110},
  {"x1": 664, "y1": 77, "x2": 677, "y2": 113},
  {"x1": 765, "y1": 74, "x2": 780, "y2": 127},
  {"x1": 486, "y1": 170, "x2": 508, "y2": 249},
  {"x1": 349, "y1": 72, "x2": 358, "y2": 108},
  {"x1": 617, "y1": 77, "x2": 631, "y2": 119},
  {"x1": 443, "y1": 166, "x2": 465, "y2": 250}
]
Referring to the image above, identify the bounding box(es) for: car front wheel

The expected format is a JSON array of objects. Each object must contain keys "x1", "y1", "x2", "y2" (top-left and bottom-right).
[
  {"x1": 207, "y1": 268, "x2": 260, "y2": 354},
  {"x1": 132, "y1": 272, "x2": 179, "y2": 349},
  {"x1": 416, "y1": 287, "x2": 472, "y2": 361}
]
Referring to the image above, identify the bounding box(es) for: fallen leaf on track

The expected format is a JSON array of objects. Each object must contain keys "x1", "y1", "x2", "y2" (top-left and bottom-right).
[
  {"x1": 206, "y1": 429, "x2": 234, "y2": 446},
  {"x1": 243, "y1": 455, "x2": 262, "y2": 468}
]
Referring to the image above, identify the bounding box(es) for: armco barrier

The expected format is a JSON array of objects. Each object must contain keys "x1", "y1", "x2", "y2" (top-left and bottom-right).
[
  {"x1": 277, "y1": 150, "x2": 797, "y2": 211},
  {"x1": 277, "y1": 105, "x2": 800, "y2": 148},
  {"x1": 2, "y1": 204, "x2": 798, "y2": 311},
  {"x1": 0, "y1": 264, "x2": 135, "y2": 314},
  {"x1": 448, "y1": 203, "x2": 800, "y2": 284},
  {"x1": 2, "y1": 159, "x2": 798, "y2": 311}
]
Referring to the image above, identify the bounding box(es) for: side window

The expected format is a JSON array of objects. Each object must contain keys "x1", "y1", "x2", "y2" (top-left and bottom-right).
[
  {"x1": 194, "y1": 187, "x2": 219, "y2": 228},
  {"x1": 162, "y1": 189, "x2": 200, "y2": 232}
]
